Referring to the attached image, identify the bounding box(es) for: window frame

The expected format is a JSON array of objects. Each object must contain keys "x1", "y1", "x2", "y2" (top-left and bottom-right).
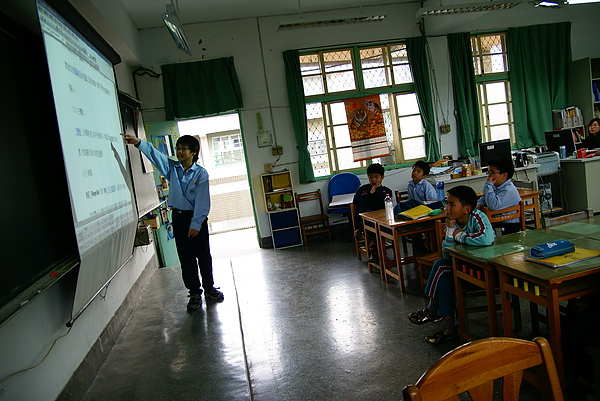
[
  {"x1": 471, "y1": 32, "x2": 516, "y2": 145},
  {"x1": 300, "y1": 42, "x2": 425, "y2": 178}
]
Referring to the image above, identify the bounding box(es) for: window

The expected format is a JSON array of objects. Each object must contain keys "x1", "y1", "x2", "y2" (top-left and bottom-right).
[
  {"x1": 300, "y1": 44, "x2": 425, "y2": 177},
  {"x1": 212, "y1": 133, "x2": 244, "y2": 166},
  {"x1": 471, "y1": 33, "x2": 515, "y2": 144}
]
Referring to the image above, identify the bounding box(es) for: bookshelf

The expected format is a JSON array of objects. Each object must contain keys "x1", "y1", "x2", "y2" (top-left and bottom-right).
[
  {"x1": 260, "y1": 170, "x2": 302, "y2": 249},
  {"x1": 570, "y1": 57, "x2": 600, "y2": 124}
]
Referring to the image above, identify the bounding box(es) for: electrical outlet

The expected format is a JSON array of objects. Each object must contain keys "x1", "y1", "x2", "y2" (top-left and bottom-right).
[
  {"x1": 440, "y1": 124, "x2": 451, "y2": 134},
  {"x1": 271, "y1": 146, "x2": 283, "y2": 156},
  {"x1": 264, "y1": 163, "x2": 273, "y2": 173}
]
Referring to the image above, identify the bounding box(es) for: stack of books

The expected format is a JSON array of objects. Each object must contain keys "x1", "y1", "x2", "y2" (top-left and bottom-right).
[{"x1": 552, "y1": 106, "x2": 584, "y2": 129}]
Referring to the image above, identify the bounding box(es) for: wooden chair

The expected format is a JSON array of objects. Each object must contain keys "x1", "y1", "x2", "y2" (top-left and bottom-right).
[
  {"x1": 514, "y1": 180, "x2": 538, "y2": 229},
  {"x1": 395, "y1": 190, "x2": 409, "y2": 204},
  {"x1": 542, "y1": 209, "x2": 593, "y2": 227},
  {"x1": 349, "y1": 202, "x2": 367, "y2": 260},
  {"x1": 403, "y1": 336, "x2": 564, "y2": 401},
  {"x1": 482, "y1": 201, "x2": 526, "y2": 234},
  {"x1": 415, "y1": 219, "x2": 445, "y2": 291},
  {"x1": 295, "y1": 189, "x2": 331, "y2": 244}
]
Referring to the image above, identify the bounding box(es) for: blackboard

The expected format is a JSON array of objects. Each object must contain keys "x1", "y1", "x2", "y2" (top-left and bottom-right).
[{"x1": 0, "y1": 10, "x2": 79, "y2": 319}]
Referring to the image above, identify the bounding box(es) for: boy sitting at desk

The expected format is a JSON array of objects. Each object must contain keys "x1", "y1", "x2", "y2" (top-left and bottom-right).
[
  {"x1": 353, "y1": 163, "x2": 393, "y2": 263},
  {"x1": 408, "y1": 185, "x2": 494, "y2": 344},
  {"x1": 396, "y1": 160, "x2": 444, "y2": 212},
  {"x1": 476, "y1": 157, "x2": 522, "y2": 236}
]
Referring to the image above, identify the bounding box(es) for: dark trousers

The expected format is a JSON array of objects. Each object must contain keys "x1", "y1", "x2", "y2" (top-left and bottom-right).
[{"x1": 172, "y1": 210, "x2": 214, "y2": 295}]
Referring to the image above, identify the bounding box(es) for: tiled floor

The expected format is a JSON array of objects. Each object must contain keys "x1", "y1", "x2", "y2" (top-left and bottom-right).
[{"x1": 79, "y1": 226, "x2": 593, "y2": 400}]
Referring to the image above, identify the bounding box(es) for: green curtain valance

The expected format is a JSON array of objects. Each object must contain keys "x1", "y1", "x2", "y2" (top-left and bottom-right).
[{"x1": 161, "y1": 56, "x2": 243, "y2": 120}]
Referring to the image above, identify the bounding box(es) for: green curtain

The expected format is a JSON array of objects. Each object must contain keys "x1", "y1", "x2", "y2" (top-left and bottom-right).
[
  {"x1": 283, "y1": 49, "x2": 315, "y2": 183},
  {"x1": 447, "y1": 33, "x2": 482, "y2": 158},
  {"x1": 507, "y1": 22, "x2": 571, "y2": 148},
  {"x1": 161, "y1": 57, "x2": 243, "y2": 120},
  {"x1": 406, "y1": 36, "x2": 441, "y2": 163}
]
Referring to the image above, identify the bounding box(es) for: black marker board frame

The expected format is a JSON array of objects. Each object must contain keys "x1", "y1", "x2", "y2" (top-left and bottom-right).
[{"x1": 0, "y1": 9, "x2": 79, "y2": 325}]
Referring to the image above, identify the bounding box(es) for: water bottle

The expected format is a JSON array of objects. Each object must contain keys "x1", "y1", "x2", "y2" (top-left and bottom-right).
[
  {"x1": 559, "y1": 145, "x2": 566, "y2": 159},
  {"x1": 436, "y1": 181, "x2": 445, "y2": 202},
  {"x1": 385, "y1": 195, "x2": 394, "y2": 221}
]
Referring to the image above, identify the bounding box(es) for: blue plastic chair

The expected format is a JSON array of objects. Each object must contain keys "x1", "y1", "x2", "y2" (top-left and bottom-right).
[{"x1": 327, "y1": 172, "x2": 361, "y2": 215}]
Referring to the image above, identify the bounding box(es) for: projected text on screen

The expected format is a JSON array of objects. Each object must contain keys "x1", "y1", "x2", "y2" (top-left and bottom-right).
[{"x1": 37, "y1": 1, "x2": 135, "y2": 254}]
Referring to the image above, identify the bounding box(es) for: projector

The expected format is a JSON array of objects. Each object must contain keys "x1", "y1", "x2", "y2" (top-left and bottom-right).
[{"x1": 526, "y1": 152, "x2": 559, "y2": 176}]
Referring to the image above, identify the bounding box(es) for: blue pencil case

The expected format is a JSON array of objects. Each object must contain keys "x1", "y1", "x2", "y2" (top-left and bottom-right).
[{"x1": 529, "y1": 239, "x2": 575, "y2": 259}]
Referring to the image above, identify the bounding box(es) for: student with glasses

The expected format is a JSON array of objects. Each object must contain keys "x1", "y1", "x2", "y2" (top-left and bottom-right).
[
  {"x1": 121, "y1": 133, "x2": 224, "y2": 311},
  {"x1": 476, "y1": 157, "x2": 522, "y2": 235}
]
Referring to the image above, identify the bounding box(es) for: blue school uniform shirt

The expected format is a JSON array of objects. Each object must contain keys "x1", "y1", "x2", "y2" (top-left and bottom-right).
[
  {"x1": 136, "y1": 140, "x2": 210, "y2": 231},
  {"x1": 407, "y1": 179, "x2": 438, "y2": 205},
  {"x1": 441, "y1": 209, "x2": 494, "y2": 259},
  {"x1": 476, "y1": 179, "x2": 521, "y2": 224}
]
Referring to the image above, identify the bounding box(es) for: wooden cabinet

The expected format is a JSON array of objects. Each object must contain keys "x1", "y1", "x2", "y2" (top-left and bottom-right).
[
  {"x1": 261, "y1": 171, "x2": 302, "y2": 249},
  {"x1": 571, "y1": 57, "x2": 600, "y2": 124}
]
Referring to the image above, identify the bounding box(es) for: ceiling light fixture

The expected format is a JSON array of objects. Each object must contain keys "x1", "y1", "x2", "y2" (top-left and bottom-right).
[
  {"x1": 278, "y1": 14, "x2": 386, "y2": 30},
  {"x1": 162, "y1": 2, "x2": 191, "y2": 56},
  {"x1": 418, "y1": 0, "x2": 521, "y2": 16}
]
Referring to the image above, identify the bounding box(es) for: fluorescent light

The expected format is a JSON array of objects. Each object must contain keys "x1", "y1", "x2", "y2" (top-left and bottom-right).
[
  {"x1": 278, "y1": 11, "x2": 386, "y2": 30},
  {"x1": 419, "y1": 0, "x2": 521, "y2": 16},
  {"x1": 565, "y1": 0, "x2": 600, "y2": 3},
  {"x1": 162, "y1": 4, "x2": 191, "y2": 56}
]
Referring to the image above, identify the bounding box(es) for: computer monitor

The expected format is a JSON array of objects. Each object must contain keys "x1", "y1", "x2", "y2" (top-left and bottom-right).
[
  {"x1": 544, "y1": 129, "x2": 576, "y2": 156},
  {"x1": 478, "y1": 139, "x2": 512, "y2": 168}
]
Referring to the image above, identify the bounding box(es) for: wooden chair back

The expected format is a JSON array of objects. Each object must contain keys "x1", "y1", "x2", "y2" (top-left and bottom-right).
[
  {"x1": 403, "y1": 337, "x2": 564, "y2": 401},
  {"x1": 415, "y1": 219, "x2": 445, "y2": 291},
  {"x1": 482, "y1": 201, "x2": 526, "y2": 233},
  {"x1": 349, "y1": 202, "x2": 367, "y2": 260},
  {"x1": 294, "y1": 189, "x2": 331, "y2": 244},
  {"x1": 542, "y1": 209, "x2": 594, "y2": 227},
  {"x1": 396, "y1": 190, "x2": 409, "y2": 204}
]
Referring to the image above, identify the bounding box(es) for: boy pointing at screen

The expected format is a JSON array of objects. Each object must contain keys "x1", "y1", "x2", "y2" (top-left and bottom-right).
[{"x1": 122, "y1": 133, "x2": 223, "y2": 311}]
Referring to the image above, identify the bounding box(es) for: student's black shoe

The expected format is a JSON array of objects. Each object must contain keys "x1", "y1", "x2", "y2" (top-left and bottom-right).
[
  {"x1": 205, "y1": 287, "x2": 224, "y2": 302},
  {"x1": 187, "y1": 293, "x2": 202, "y2": 311},
  {"x1": 368, "y1": 247, "x2": 379, "y2": 263}
]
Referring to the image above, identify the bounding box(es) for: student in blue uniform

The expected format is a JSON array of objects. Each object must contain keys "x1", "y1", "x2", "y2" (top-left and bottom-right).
[
  {"x1": 476, "y1": 157, "x2": 522, "y2": 235},
  {"x1": 408, "y1": 185, "x2": 494, "y2": 344},
  {"x1": 396, "y1": 160, "x2": 444, "y2": 212},
  {"x1": 352, "y1": 163, "x2": 393, "y2": 263},
  {"x1": 122, "y1": 133, "x2": 224, "y2": 311}
]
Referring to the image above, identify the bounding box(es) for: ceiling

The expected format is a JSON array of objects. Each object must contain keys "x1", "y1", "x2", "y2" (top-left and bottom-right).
[{"x1": 118, "y1": 0, "x2": 418, "y2": 29}]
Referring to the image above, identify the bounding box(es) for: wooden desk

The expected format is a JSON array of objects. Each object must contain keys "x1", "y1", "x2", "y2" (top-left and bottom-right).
[
  {"x1": 447, "y1": 229, "x2": 582, "y2": 342},
  {"x1": 492, "y1": 236, "x2": 600, "y2": 382},
  {"x1": 360, "y1": 210, "x2": 444, "y2": 292}
]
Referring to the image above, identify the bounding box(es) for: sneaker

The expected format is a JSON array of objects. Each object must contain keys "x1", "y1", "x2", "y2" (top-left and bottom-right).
[
  {"x1": 425, "y1": 328, "x2": 457, "y2": 344},
  {"x1": 205, "y1": 287, "x2": 224, "y2": 302},
  {"x1": 187, "y1": 293, "x2": 202, "y2": 311}
]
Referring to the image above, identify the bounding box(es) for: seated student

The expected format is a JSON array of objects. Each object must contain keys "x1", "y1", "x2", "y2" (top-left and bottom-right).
[
  {"x1": 408, "y1": 185, "x2": 494, "y2": 344},
  {"x1": 476, "y1": 157, "x2": 522, "y2": 236},
  {"x1": 353, "y1": 163, "x2": 393, "y2": 263},
  {"x1": 396, "y1": 160, "x2": 444, "y2": 213}
]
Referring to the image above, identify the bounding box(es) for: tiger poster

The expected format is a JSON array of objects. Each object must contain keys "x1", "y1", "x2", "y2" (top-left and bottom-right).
[{"x1": 344, "y1": 95, "x2": 389, "y2": 161}]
